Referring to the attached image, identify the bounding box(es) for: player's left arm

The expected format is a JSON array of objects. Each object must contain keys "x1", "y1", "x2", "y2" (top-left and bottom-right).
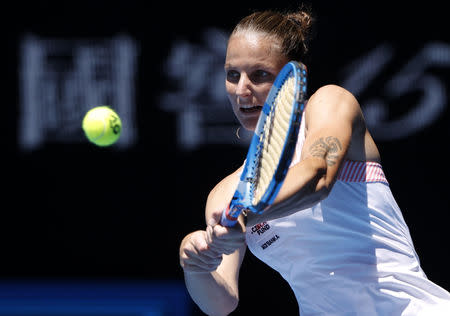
[{"x1": 247, "y1": 84, "x2": 361, "y2": 226}]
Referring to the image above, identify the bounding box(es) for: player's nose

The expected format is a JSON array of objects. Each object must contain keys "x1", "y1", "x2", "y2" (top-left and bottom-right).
[{"x1": 236, "y1": 74, "x2": 252, "y2": 98}]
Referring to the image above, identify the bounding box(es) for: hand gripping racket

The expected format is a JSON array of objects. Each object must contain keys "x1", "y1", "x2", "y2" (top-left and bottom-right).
[{"x1": 221, "y1": 61, "x2": 307, "y2": 227}]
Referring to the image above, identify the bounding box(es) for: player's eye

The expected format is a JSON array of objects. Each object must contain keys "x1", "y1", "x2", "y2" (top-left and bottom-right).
[
  {"x1": 250, "y1": 70, "x2": 274, "y2": 84},
  {"x1": 226, "y1": 70, "x2": 240, "y2": 83}
]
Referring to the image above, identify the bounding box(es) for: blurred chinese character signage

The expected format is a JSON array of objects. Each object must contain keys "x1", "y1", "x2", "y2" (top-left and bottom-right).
[{"x1": 19, "y1": 35, "x2": 138, "y2": 151}]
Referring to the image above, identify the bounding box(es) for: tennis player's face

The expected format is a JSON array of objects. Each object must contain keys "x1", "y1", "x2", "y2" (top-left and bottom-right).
[{"x1": 225, "y1": 32, "x2": 288, "y2": 130}]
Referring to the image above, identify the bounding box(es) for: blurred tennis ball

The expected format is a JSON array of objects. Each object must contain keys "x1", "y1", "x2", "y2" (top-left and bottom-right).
[{"x1": 82, "y1": 106, "x2": 122, "y2": 146}]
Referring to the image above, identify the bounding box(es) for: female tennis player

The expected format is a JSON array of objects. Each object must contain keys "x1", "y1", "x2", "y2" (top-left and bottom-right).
[{"x1": 179, "y1": 7, "x2": 450, "y2": 315}]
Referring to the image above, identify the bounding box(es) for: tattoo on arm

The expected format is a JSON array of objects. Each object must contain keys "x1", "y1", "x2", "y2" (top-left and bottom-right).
[{"x1": 309, "y1": 136, "x2": 343, "y2": 166}]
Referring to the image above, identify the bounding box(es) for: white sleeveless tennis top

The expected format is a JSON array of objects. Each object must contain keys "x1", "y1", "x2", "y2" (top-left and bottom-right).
[{"x1": 245, "y1": 113, "x2": 450, "y2": 315}]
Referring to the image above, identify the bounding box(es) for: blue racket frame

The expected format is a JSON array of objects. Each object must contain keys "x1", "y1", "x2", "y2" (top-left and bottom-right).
[{"x1": 221, "y1": 61, "x2": 307, "y2": 226}]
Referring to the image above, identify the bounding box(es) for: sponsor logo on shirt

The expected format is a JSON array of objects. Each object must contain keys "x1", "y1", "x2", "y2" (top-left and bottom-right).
[
  {"x1": 261, "y1": 234, "x2": 280, "y2": 250},
  {"x1": 251, "y1": 222, "x2": 271, "y2": 235}
]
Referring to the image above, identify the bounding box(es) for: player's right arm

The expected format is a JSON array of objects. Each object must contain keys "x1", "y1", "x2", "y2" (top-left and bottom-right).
[{"x1": 179, "y1": 169, "x2": 246, "y2": 316}]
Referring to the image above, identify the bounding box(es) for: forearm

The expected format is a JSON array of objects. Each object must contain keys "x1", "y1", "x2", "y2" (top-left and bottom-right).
[
  {"x1": 247, "y1": 157, "x2": 330, "y2": 226},
  {"x1": 180, "y1": 229, "x2": 245, "y2": 316},
  {"x1": 184, "y1": 270, "x2": 238, "y2": 316}
]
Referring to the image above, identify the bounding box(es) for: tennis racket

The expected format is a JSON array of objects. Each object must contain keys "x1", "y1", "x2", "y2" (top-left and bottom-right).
[{"x1": 220, "y1": 61, "x2": 308, "y2": 227}]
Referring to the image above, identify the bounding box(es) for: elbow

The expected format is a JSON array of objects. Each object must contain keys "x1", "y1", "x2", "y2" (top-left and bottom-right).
[
  {"x1": 201, "y1": 295, "x2": 239, "y2": 316},
  {"x1": 223, "y1": 295, "x2": 240, "y2": 316},
  {"x1": 313, "y1": 166, "x2": 334, "y2": 201},
  {"x1": 217, "y1": 297, "x2": 239, "y2": 316},
  {"x1": 205, "y1": 301, "x2": 239, "y2": 316},
  {"x1": 226, "y1": 297, "x2": 239, "y2": 315},
  {"x1": 315, "y1": 179, "x2": 332, "y2": 201}
]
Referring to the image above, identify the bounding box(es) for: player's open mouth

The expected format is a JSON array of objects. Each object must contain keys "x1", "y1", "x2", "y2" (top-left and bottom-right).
[{"x1": 240, "y1": 105, "x2": 262, "y2": 113}]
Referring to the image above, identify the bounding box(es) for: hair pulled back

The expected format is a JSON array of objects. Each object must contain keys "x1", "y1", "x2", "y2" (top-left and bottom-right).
[{"x1": 231, "y1": 7, "x2": 314, "y2": 63}]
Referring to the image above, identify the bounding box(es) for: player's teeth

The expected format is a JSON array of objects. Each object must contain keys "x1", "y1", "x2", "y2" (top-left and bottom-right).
[{"x1": 241, "y1": 105, "x2": 262, "y2": 113}]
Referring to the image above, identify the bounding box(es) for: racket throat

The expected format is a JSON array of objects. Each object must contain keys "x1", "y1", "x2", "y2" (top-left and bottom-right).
[{"x1": 227, "y1": 204, "x2": 247, "y2": 220}]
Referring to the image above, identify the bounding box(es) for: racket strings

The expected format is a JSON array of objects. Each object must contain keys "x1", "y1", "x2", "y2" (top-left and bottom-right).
[{"x1": 252, "y1": 75, "x2": 295, "y2": 205}]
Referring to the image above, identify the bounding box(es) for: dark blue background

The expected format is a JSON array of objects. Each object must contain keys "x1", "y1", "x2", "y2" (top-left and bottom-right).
[{"x1": 2, "y1": 1, "x2": 449, "y2": 315}]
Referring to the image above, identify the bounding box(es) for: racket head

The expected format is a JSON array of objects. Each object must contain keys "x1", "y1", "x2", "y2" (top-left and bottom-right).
[{"x1": 222, "y1": 61, "x2": 307, "y2": 226}]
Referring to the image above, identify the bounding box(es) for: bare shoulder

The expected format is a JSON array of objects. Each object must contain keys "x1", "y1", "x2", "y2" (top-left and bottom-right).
[
  {"x1": 308, "y1": 84, "x2": 360, "y2": 111},
  {"x1": 306, "y1": 84, "x2": 364, "y2": 129},
  {"x1": 307, "y1": 84, "x2": 380, "y2": 161},
  {"x1": 206, "y1": 166, "x2": 242, "y2": 217},
  {"x1": 208, "y1": 166, "x2": 242, "y2": 200},
  {"x1": 313, "y1": 84, "x2": 354, "y2": 95}
]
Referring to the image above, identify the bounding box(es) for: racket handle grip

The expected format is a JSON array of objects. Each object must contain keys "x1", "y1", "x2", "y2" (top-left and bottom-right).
[{"x1": 220, "y1": 205, "x2": 239, "y2": 227}]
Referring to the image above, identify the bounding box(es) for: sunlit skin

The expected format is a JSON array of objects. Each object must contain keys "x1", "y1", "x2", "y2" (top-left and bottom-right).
[
  {"x1": 224, "y1": 32, "x2": 289, "y2": 130},
  {"x1": 178, "y1": 9, "x2": 417, "y2": 316}
]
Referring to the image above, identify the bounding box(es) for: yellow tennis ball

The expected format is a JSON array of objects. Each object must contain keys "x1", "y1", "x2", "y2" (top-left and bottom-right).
[{"x1": 82, "y1": 106, "x2": 122, "y2": 146}]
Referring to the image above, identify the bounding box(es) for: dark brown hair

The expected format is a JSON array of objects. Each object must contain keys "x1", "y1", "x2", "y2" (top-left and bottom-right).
[{"x1": 231, "y1": 7, "x2": 314, "y2": 63}]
